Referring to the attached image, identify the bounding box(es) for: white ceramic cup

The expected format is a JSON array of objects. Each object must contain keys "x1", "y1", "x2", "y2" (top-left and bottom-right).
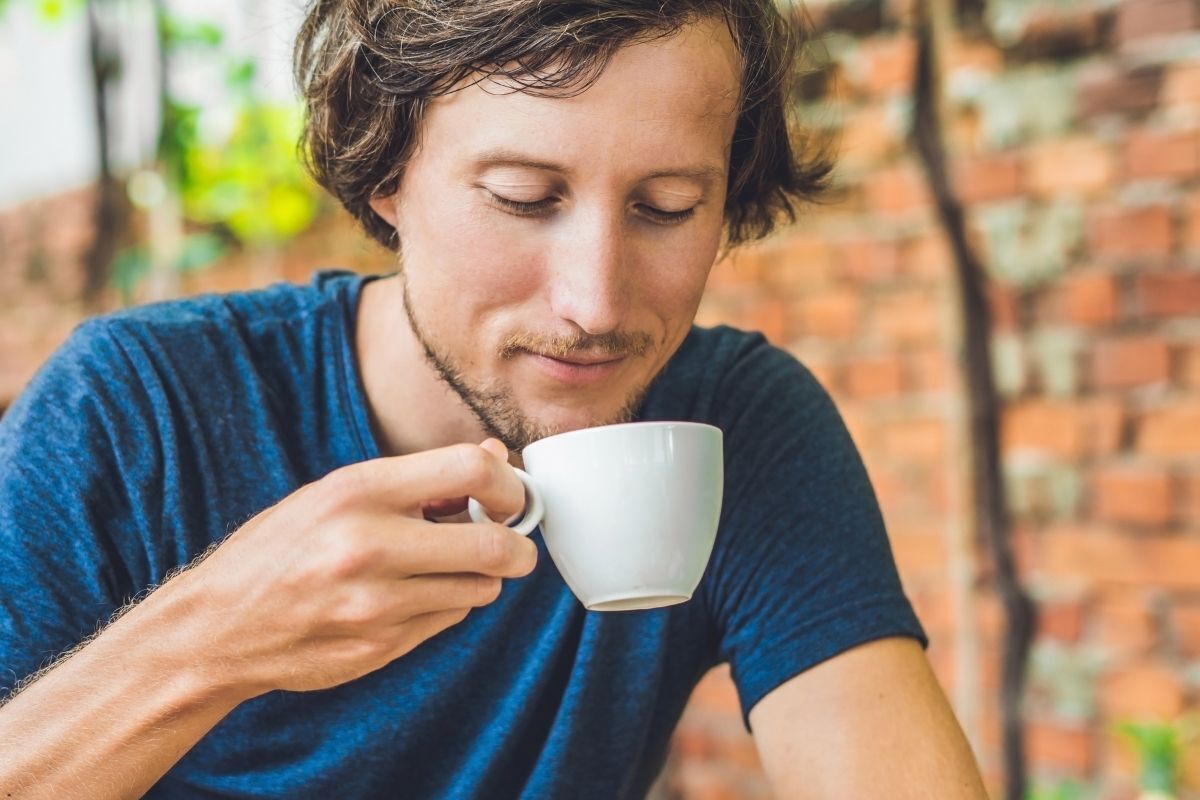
[{"x1": 468, "y1": 421, "x2": 723, "y2": 612}]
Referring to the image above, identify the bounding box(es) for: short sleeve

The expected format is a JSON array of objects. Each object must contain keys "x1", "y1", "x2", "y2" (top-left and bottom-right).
[
  {"x1": 0, "y1": 320, "x2": 152, "y2": 697},
  {"x1": 700, "y1": 335, "x2": 926, "y2": 726}
]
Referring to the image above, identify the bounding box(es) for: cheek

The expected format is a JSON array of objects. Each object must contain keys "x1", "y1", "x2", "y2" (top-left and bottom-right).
[
  {"x1": 403, "y1": 196, "x2": 544, "y2": 309},
  {"x1": 638, "y1": 222, "x2": 721, "y2": 314}
]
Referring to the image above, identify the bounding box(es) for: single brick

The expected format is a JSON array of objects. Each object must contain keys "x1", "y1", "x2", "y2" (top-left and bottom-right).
[
  {"x1": 838, "y1": 236, "x2": 904, "y2": 282},
  {"x1": 1026, "y1": 137, "x2": 1115, "y2": 196},
  {"x1": 1116, "y1": 0, "x2": 1200, "y2": 47},
  {"x1": 1088, "y1": 204, "x2": 1173, "y2": 262},
  {"x1": 864, "y1": 163, "x2": 931, "y2": 216},
  {"x1": 1089, "y1": 336, "x2": 1171, "y2": 389},
  {"x1": 954, "y1": 154, "x2": 1023, "y2": 204},
  {"x1": 873, "y1": 288, "x2": 942, "y2": 346},
  {"x1": 1124, "y1": 126, "x2": 1200, "y2": 181},
  {"x1": 1091, "y1": 466, "x2": 1174, "y2": 527},
  {"x1": 796, "y1": 289, "x2": 863, "y2": 340},
  {"x1": 844, "y1": 355, "x2": 907, "y2": 398},
  {"x1": 880, "y1": 416, "x2": 947, "y2": 464},
  {"x1": 1036, "y1": 600, "x2": 1086, "y2": 643},
  {"x1": 1027, "y1": 720, "x2": 1093, "y2": 777},
  {"x1": 1137, "y1": 271, "x2": 1200, "y2": 318},
  {"x1": 1002, "y1": 400, "x2": 1082, "y2": 459},
  {"x1": 1099, "y1": 662, "x2": 1185, "y2": 721},
  {"x1": 1138, "y1": 403, "x2": 1200, "y2": 456},
  {"x1": 1063, "y1": 272, "x2": 1120, "y2": 327}
]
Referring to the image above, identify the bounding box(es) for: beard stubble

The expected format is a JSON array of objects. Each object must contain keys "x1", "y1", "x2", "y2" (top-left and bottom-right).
[{"x1": 398, "y1": 269, "x2": 657, "y2": 451}]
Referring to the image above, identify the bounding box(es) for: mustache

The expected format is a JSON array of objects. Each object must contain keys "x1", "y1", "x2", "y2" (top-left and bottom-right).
[{"x1": 498, "y1": 330, "x2": 653, "y2": 361}]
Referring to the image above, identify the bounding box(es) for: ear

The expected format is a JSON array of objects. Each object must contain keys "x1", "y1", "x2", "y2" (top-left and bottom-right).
[{"x1": 368, "y1": 193, "x2": 399, "y2": 229}]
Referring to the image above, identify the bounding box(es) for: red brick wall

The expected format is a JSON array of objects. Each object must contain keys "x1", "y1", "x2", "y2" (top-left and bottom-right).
[
  {"x1": 3, "y1": 2, "x2": 1200, "y2": 797},
  {"x1": 670, "y1": 2, "x2": 1200, "y2": 798}
]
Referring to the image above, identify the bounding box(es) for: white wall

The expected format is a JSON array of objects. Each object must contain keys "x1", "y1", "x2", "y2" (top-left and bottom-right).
[{"x1": 0, "y1": 0, "x2": 305, "y2": 210}]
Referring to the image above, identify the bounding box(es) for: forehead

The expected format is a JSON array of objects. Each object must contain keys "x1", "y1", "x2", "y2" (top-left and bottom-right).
[{"x1": 417, "y1": 16, "x2": 743, "y2": 179}]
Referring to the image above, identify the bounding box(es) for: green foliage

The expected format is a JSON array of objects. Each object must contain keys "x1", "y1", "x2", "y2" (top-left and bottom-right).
[
  {"x1": 1112, "y1": 717, "x2": 1200, "y2": 793},
  {"x1": 179, "y1": 103, "x2": 319, "y2": 248},
  {"x1": 35, "y1": 0, "x2": 85, "y2": 24},
  {"x1": 159, "y1": 16, "x2": 223, "y2": 49},
  {"x1": 1025, "y1": 779, "x2": 1089, "y2": 800}
]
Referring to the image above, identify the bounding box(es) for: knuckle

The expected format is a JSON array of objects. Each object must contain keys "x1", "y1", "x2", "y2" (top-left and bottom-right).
[
  {"x1": 475, "y1": 526, "x2": 512, "y2": 571},
  {"x1": 453, "y1": 444, "x2": 494, "y2": 492},
  {"x1": 473, "y1": 575, "x2": 502, "y2": 606},
  {"x1": 317, "y1": 466, "x2": 368, "y2": 515},
  {"x1": 330, "y1": 589, "x2": 382, "y2": 627},
  {"x1": 323, "y1": 530, "x2": 376, "y2": 580}
]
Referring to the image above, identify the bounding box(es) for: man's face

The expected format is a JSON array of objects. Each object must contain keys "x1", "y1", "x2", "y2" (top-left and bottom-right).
[{"x1": 371, "y1": 17, "x2": 742, "y2": 450}]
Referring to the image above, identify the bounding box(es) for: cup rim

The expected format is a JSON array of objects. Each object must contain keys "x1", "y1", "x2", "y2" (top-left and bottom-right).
[{"x1": 521, "y1": 420, "x2": 722, "y2": 457}]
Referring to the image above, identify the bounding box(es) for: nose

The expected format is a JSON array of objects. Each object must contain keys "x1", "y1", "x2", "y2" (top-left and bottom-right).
[{"x1": 547, "y1": 209, "x2": 630, "y2": 335}]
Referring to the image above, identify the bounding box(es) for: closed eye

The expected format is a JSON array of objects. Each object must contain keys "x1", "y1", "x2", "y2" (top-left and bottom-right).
[
  {"x1": 489, "y1": 193, "x2": 559, "y2": 217},
  {"x1": 488, "y1": 192, "x2": 696, "y2": 225},
  {"x1": 637, "y1": 204, "x2": 695, "y2": 225}
]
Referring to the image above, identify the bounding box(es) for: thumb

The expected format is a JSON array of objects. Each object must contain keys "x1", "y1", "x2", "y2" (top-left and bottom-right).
[{"x1": 479, "y1": 437, "x2": 510, "y2": 463}]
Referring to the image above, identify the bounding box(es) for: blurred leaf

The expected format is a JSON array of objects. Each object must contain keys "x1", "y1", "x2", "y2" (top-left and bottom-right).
[
  {"x1": 179, "y1": 103, "x2": 320, "y2": 248},
  {"x1": 110, "y1": 246, "x2": 151, "y2": 306},
  {"x1": 174, "y1": 232, "x2": 226, "y2": 273},
  {"x1": 226, "y1": 58, "x2": 257, "y2": 93},
  {"x1": 35, "y1": 0, "x2": 84, "y2": 23},
  {"x1": 1114, "y1": 720, "x2": 1181, "y2": 793},
  {"x1": 161, "y1": 17, "x2": 223, "y2": 50},
  {"x1": 1025, "y1": 779, "x2": 1087, "y2": 800}
]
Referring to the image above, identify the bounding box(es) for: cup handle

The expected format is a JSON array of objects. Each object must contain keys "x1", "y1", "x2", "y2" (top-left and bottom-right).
[{"x1": 467, "y1": 467, "x2": 544, "y2": 537}]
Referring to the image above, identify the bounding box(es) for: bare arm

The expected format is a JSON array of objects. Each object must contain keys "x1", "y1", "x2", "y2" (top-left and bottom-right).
[
  {"x1": 0, "y1": 440, "x2": 535, "y2": 799},
  {"x1": 750, "y1": 637, "x2": 988, "y2": 799}
]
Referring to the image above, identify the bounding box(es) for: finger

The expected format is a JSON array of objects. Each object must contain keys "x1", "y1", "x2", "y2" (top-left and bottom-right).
[
  {"x1": 386, "y1": 607, "x2": 473, "y2": 660},
  {"x1": 382, "y1": 521, "x2": 538, "y2": 578},
  {"x1": 479, "y1": 438, "x2": 509, "y2": 462},
  {"x1": 326, "y1": 443, "x2": 526, "y2": 518},
  {"x1": 386, "y1": 572, "x2": 505, "y2": 620}
]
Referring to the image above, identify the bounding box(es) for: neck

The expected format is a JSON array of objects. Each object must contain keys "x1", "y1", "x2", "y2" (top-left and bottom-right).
[{"x1": 354, "y1": 274, "x2": 491, "y2": 457}]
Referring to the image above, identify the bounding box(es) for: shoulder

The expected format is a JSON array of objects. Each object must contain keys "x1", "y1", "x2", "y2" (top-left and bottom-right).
[
  {"x1": 92, "y1": 269, "x2": 362, "y2": 353},
  {"x1": 1, "y1": 270, "x2": 365, "y2": 452},
  {"x1": 664, "y1": 325, "x2": 834, "y2": 439}
]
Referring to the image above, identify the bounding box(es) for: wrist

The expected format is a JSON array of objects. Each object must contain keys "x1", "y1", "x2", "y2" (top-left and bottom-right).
[{"x1": 106, "y1": 568, "x2": 262, "y2": 710}]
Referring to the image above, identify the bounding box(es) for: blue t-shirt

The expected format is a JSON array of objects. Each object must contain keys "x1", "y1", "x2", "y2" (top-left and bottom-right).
[{"x1": 0, "y1": 271, "x2": 924, "y2": 798}]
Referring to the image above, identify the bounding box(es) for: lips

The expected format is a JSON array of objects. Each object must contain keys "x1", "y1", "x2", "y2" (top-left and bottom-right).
[
  {"x1": 540, "y1": 353, "x2": 623, "y2": 366},
  {"x1": 524, "y1": 351, "x2": 627, "y2": 385}
]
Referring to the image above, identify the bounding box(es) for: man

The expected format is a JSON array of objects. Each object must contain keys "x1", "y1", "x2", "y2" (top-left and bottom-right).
[{"x1": 0, "y1": 1, "x2": 988, "y2": 797}]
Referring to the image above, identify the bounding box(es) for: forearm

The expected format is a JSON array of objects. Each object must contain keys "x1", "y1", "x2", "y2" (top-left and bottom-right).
[{"x1": 0, "y1": 576, "x2": 251, "y2": 800}]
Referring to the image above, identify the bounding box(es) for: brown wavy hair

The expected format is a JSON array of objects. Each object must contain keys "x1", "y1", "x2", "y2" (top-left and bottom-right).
[{"x1": 294, "y1": 0, "x2": 832, "y2": 249}]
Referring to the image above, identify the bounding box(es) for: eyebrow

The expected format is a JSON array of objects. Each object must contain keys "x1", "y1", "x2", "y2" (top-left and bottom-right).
[{"x1": 472, "y1": 148, "x2": 726, "y2": 184}]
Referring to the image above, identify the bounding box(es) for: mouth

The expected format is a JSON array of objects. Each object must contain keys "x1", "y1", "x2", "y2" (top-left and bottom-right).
[{"x1": 524, "y1": 351, "x2": 628, "y2": 385}]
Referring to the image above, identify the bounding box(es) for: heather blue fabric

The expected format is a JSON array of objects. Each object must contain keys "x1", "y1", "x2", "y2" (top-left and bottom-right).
[{"x1": 0, "y1": 270, "x2": 925, "y2": 799}]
